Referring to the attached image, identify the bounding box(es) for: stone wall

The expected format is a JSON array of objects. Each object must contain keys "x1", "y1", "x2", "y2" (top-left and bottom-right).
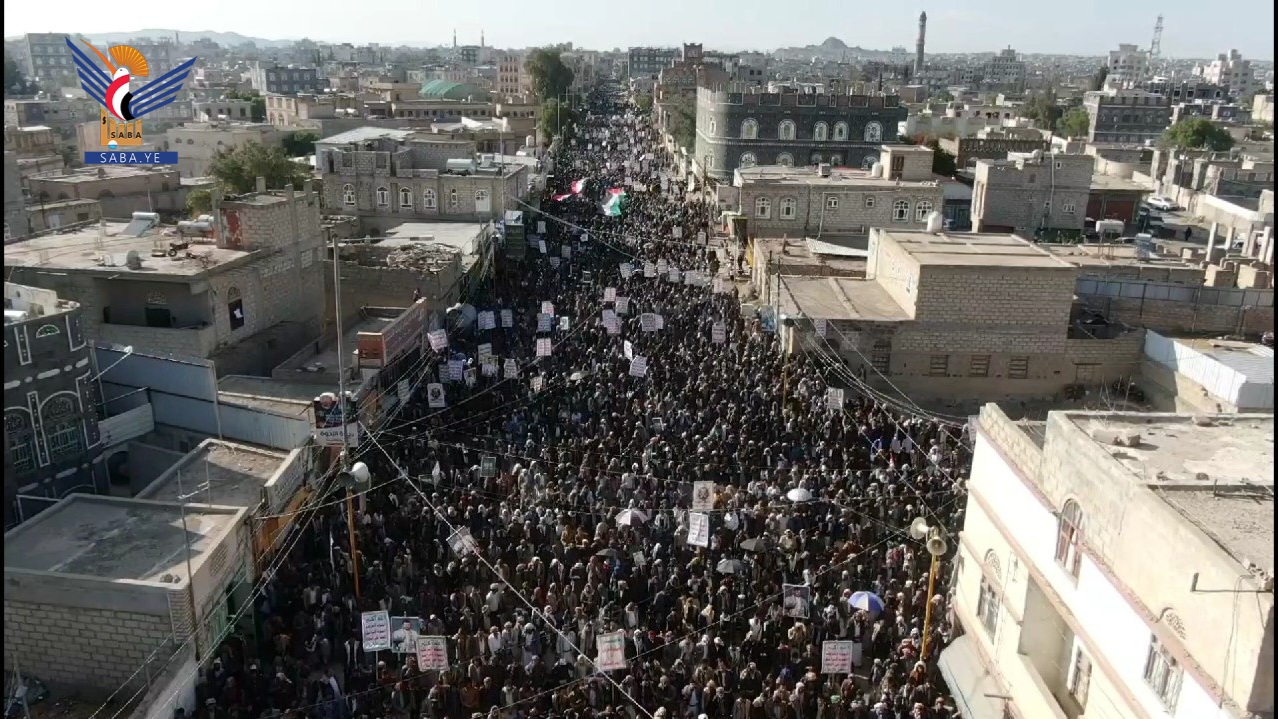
[{"x1": 737, "y1": 181, "x2": 943, "y2": 236}]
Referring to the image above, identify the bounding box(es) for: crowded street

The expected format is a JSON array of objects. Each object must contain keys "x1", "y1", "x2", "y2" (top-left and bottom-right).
[{"x1": 197, "y1": 89, "x2": 975, "y2": 719}]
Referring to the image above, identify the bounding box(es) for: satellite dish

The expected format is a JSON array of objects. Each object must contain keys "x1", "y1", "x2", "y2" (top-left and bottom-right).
[{"x1": 909, "y1": 517, "x2": 930, "y2": 541}]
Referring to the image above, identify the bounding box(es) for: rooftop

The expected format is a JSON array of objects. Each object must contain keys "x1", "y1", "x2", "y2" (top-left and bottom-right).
[
  {"x1": 1063, "y1": 412, "x2": 1274, "y2": 572},
  {"x1": 138, "y1": 439, "x2": 288, "y2": 509},
  {"x1": 3, "y1": 495, "x2": 244, "y2": 585},
  {"x1": 1175, "y1": 338, "x2": 1275, "y2": 386},
  {"x1": 29, "y1": 166, "x2": 178, "y2": 184},
  {"x1": 1089, "y1": 173, "x2": 1155, "y2": 193},
  {"x1": 378, "y1": 221, "x2": 489, "y2": 256},
  {"x1": 218, "y1": 375, "x2": 330, "y2": 417},
  {"x1": 880, "y1": 230, "x2": 1076, "y2": 268},
  {"x1": 777, "y1": 275, "x2": 910, "y2": 322},
  {"x1": 274, "y1": 314, "x2": 395, "y2": 379},
  {"x1": 736, "y1": 165, "x2": 940, "y2": 188},
  {"x1": 4, "y1": 222, "x2": 251, "y2": 276},
  {"x1": 317, "y1": 126, "x2": 418, "y2": 145}
]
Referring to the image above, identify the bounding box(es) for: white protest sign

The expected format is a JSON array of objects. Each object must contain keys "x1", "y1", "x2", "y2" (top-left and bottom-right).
[
  {"x1": 550, "y1": 257, "x2": 561, "y2": 269},
  {"x1": 538, "y1": 240, "x2": 547, "y2": 254},
  {"x1": 536, "y1": 313, "x2": 553, "y2": 332},
  {"x1": 558, "y1": 316, "x2": 569, "y2": 331},
  {"x1": 655, "y1": 314, "x2": 664, "y2": 330},
  {"x1": 397, "y1": 379, "x2": 411, "y2": 405},
  {"x1": 815, "y1": 318, "x2": 828, "y2": 337},
  {"x1": 503, "y1": 359, "x2": 519, "y2": 379},
  {"x1": 605, "y1": 316, "x2": 620, "y2": 334},
  {"x1": 361, "y1": 611, "x2": 392, "y2": 652},
  {"x1": 691, "y1": 481, "x2": 716, "y2": 512},
  {"x1": 531, "y1": 376, "x2": 544, "y2": 393},
  {"x1": 500, "y1": 309, "x2": 514, "y2": 328},
  {"x1": 602, "y1": 309, "x2": 617, "y2": 324},
  {"x1": 827, "y1": 387, "x2": 845, "y2": 412},
  {"x1": 644, "y1": 262, "x2": 657, "y2": 278},
  {"x1": 687, "y1": 512, "x2": 710, "y2": 547},
  {"x1": 615, "y1": 297, "x2": 630, "y2": 315},
  {"x1": 656, "y1": 259, "x2": 668, "y2": 273},
  {"x1": 629, "y1": 356, "x2": 648, "y2": 377},
  {"x1": 427, "y1": 329, "x2": 448, "y2": 351},
  {"x1": 666, "y1": 268, "x2": 681, "y2": 283},
  {"x1": 478, "y1": 311, "x2": 496, "y2": 331},
  {"x1": 697, "y1": 230, "x2": 707, "y2": 242},
  {"x1": 541, "y1": 301, "x2": 555, "y2": 316},
  {"x1": 621, "y1": 263, "x2": 634, "y2": 279},
  {"x1": 711, "y1": 322, "x2": 726, "y2": 344},
  {"x1": 821, "y1": 641, "x2": 856, "y2": 675},
  {"x1": 672, "y1": 226, "x2": 682, "y2": 239},
  {"x1": 447, "y1": 527, "x2": 478, "y2": 556},
  {"x1": 477, "y1": 342, "x2": 493, "y2": 360},
  {"x1": 713, "y1": 277, "x2": 727, "y2": 294},
  {"x1": 536, "y1": 337, "x2": 552, "y2": 357},
  {"x1": 623, "y1": 340, "x2": 635, "y2": 360},
  {"x1": 595, "y1": 630, "x2": 628, "y2": 672},
  {"x1": 416, "y1": 636, "x2": 450, "y2": 671},
  {"x1": 537, "y1": 221, "x2": 547, "y2": 234},
  {"x1": 426, "y1": 382, "x2": 446, "y2": 408},
  {"x1": 604, "y1": 287, "x2": 617, "y2": 302},
  {"x1": 447, "y1": 359, "x2": 464, "y2": 382},
  {"x1": 640, "y1": 313, "x2": 658, "y2": 332},
  {"x1": 561, "y1": 245, "x2": 572, "y2": 259}
]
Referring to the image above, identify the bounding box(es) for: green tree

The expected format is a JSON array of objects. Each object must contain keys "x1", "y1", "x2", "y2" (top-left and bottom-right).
[
  {"x1": 208, "y1": 141, "x2": 312, "y2": 194},
  {"x1": 1091, "y1": 66, "x2": 1109, "y2": 91},
  {"x1": 929, "y1": 143, "x2": 957, "y2": 176},
  {"x1": 224, "y1": 89, "x2": 267, "y2": 121},
  {"x1": 282, "y1": 130, "x2": 319, "y2": 157},
  {"x1": 186, "y1": 188, "x2": 212, "y2": 217},
  {"x1": 538, "y1": 98, "x2": 578, "y2": 143},
  {"x1": 525, "y1": 48, "x2": 575, "y2": 102},
  {"x1": 635, "y1": 94, "x2": 654, "y2": 114},
  {"x1": 1161, "y1": 118, "x2": 1235, "y2": 151},
  {"x1": 4, "y1": 51, "x2": 35, "y2": 97},
  {"x1": 665, "y1": 95, "x2": 697, "y2": 153},
  {"x1": 1058, "y1": 108, "x2": 1091, "y2": 138}
]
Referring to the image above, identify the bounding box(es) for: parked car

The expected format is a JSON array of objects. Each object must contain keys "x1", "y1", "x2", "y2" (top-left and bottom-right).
[{"x1": 1146, "y1": 195, "x2": 1178, "y2": 212}]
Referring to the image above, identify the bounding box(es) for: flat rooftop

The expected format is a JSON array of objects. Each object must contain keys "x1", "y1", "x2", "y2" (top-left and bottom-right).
[
  {"x1": 3, "y1": 495, "x2": 243, "y2": 584},
  {"x1": 882, "y1": 230, "x2": 1076, "y2": 268},
  {"x1": 1175, "y1": 338, "x2": 1274, "y2": 385},
  {"x1": 1063, "y1": 412, "x2": 1274, "y2": 571},
  {"x1": 30, "y1": 166, "x2": 177, "y2": 183},
  {"x1": 1042, "y1": 243, "x2": 1198, "y2": 269},
  {"x1": 139, "y1": 440, "x2": 288, "y2": 509},
  {"x1": 778, "y1": 276, "x2": 910, "y2": 322},
  {"x1": 218, "y1": 375, "x2": 319, "y2": 418},
  {"x1": 318, "y1": 126, "x2": 419, "y2": 145},
  {"x1": 380, "y1": 221, "x2": 485, "y2": 256},
  {"x1": 1089, "y1": 173, "x2": 1154, "y2": 193},
  {"x1": 275, "y1": 315, "x2": 394, "y2": 378},
  {"x1": 737, "y1": 165, "x2": 940, "y2": 188},
  {"x1": 5, "y1": 223, "x2": 251, "y2": 276}
]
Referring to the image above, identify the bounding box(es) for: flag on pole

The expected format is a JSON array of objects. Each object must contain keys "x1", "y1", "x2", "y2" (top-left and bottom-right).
[{"x1": 602, "y1": 188, "x2": 627, "y2": 217}]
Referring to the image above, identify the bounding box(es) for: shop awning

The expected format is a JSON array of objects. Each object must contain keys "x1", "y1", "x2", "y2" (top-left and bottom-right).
[{"x1": 938, "y1": 635, "x2": 1010, "y2": 719}]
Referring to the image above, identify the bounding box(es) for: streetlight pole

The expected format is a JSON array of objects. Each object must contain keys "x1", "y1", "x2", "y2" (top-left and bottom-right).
[{"x1": 331, "y1": 234, "x2": 361, "y2": 599}]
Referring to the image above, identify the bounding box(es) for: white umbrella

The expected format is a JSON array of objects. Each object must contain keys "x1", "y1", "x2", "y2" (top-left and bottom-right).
[
  {"x1": 615, "y1": 508, "x2": 649, "y2": 526},
  {"x1": 786, "y1": 487, "x2": 814, "y2": 502}
]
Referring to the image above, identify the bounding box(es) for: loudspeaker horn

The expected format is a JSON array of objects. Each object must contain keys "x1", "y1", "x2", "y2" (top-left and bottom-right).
[
  {"x1": 926, "y1": 536, "x2": 949, "y2": 557},
  {"x1": 909, "y1": 517, "x2": 930, "y2": 541}
]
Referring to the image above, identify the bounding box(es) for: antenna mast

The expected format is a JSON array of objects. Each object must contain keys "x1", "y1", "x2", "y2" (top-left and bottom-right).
[{"x1": 1148, "y1": 15, "x2": 1164, "y2": 78}]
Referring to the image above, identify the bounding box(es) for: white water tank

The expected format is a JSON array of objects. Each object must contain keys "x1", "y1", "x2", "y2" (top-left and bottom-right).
[
  {"x1": 817, "y1": 163, "x2": 831, "y2": 177},
  {"x1": 925, "y1": 211, "x2": 943, "y2": 233},
  {"x1": 869, "y1": 162, "x2": 883, "y2": 178},
  {"x1": 132, "y1": 212, "x2": 160, "y2": 222},
  {"x1": 526, "y1": 135, "x2": 536, "y2": 147}
]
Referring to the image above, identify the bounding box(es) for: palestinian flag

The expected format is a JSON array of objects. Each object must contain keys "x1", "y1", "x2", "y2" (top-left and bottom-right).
[
  {"x1": 551, "y1": 193, "x2": 573, "y2": 202},
  {"x1": 571, "y1": 179, "x2": 586, "y2": 195},
  {"x1": 601, "y1": 188, "x2": 627, "y2": 217}
]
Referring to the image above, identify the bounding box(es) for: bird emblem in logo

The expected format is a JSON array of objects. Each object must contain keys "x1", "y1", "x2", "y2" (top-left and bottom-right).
[{"x1": 65, "y1": 37, "x2": 197, "y2": 151}]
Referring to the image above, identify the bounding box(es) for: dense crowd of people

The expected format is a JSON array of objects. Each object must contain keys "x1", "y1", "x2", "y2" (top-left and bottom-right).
[{"x1": 193, "y1": 88, "x2": 974, "y2": 719}]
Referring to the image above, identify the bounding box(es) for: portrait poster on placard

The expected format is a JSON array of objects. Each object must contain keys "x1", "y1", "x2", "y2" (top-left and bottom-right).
[
  {"x1": 426, "y1": 383, "x2": 446, "y2": 408},
  {"x1": 615, "y1": 297, "x2": 630, "y2": 315},
  {"x1": 390, "y1": 616, "x2": 424, "y2": 654},
  {"x1": 783, "y1": 584, "x2": 811, "y2": 619},
  {"x1": 691, "y1": 481, "x2": 716, "y2": 512},
  {"x1": 827, "y1": 387, "x2": 845, "y2": 412}
]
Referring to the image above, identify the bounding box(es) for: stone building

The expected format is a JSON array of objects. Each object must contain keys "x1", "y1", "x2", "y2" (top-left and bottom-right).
[
  {"x1": 251, "y1": 64, "x2": 323, "y2": 95},
  {"x1": 972, "y1": 151, "x2": 1094, "y2": 234},
  {"x1": 947, "y1": 405, "x2": 1273, "y2": 719},
  {"x1": 22, "y1": 32, "x2": 78, "y2": 88},
  {"x1": 1083, "y1": 89, "x2": 1171, "y2": 145},
  {"x1": 5, "y1": 184, "x2": 326, "y2": 376},
  {"x1": 694, "y1": 85, "x2": 908, "y2": 183},
  {"x1": 163, "y1": 122, "x2": 286, "y2": 178},
  {"x1": 316, "y1": 127, "x2": 529, "y2": 231},
  {"x1": 3, "y1": 151, "x2": 25, "y2": 239},
  {"x1": 1195, "y1": 49, "x2": 1256, "y2": 101},
  {"x1": 731, "y1": 145, "x2": 944, "y2": 237},
  {"x1": 192, "y1": 99, "x2": 254, "y2": 122},
  {"x1": 628, "y1": 47, "x2": 680, "y2": 80},
  {"x1": 3, "y1": 283, "x2": 105, "y2": 528},
  {"x1": 938, "y1": 133, "x2": 1050, "y2": 169},
  {"x1": 25, "y1": 166, "x2": 204, "y2": 219}
]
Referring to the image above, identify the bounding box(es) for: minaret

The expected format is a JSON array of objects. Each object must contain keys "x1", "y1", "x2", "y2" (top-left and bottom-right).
[
  {"x1": 452, "y1": 30, "x2": 457, "y2": 49},
  {"x1": 481, "y1": 30, "x2": 485, "y2": 48},
  {"x1": 914, "y1": 11, "x2": 927, "y2": 77}
]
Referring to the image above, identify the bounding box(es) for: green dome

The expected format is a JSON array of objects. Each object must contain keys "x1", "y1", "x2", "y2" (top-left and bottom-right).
[{"x1": 419, "y1": 79, "x2": 492, "y2": 102}]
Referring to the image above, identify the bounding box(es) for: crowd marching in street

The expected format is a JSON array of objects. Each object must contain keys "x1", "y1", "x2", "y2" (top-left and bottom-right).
[{"x1": 189, "y1": 87, "x2": 975, "y2": 719}]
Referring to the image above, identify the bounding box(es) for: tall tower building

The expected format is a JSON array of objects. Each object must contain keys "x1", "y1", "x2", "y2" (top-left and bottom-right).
[{"x1": 915, "y1": 11, "x2": 927, "y2": 77}]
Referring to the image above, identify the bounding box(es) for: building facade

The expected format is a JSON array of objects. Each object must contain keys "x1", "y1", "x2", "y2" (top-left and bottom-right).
[
  {"x1": 947, "y1": 405, "x2": 1273, "y2": 719},
  {"x1": 628, "y1": 47, "x2": 680, "y2": 80},
  {"x1": 982, "y1": 48, "x2": 1027, "y2": 92},
  {"x1": 193, "y1": 99, "x2": 254, "y2": 122},
  {"x1": 695, "y1": 87, "x2": 908, "y2": 183},
  {"x1": 938, "y1": 134, "x2": 1051, "y2": 169},
  {"x1": 3, "y1": 283, "x2": 104, "y2": 528},
  {"x1": 1106, "y1": 44, "x2": 1150, "y2": 88},
  {"x1": 3, "y1": 151, "x2": 25, "y2": 240},
  {"x1": 972, "y1": 152, "x2": 1094, "y2": 233},
  {"x1": 1083, "y1": 90, "x2": 1172, "y2": 145},
  {"x1": 163, "y1": 123, "x2": 286, "y2": 178},
  {"x1": 1196, "y1": 49, "x2": 1255, "y2": 101},
  {"x1": 22, "y1": 33, "x2": 77, "y2": 89},
  {"x1": 252, "y1": 64, "x2": 323, "y2": 95}
]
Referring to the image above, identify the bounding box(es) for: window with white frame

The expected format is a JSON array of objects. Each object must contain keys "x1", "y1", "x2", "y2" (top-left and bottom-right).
[
  {"x1": 865, "y1": 196, "x2": 876, "y2": 208},
  {"x1": 915, "y1": 200, "x2": 935, "y2": 221},
  {"x1": 342, "y1": 184, "x2": 356, "y2": 206},
  {"x1": 399, "y1": 187, "x2": 413, "y2": 209},
  {"x1": 423, "y1": 189, "x2": 437, "y2": 209},
  {"x1": 813, "y1": 122, "x2": 829, "y2": 141},
  {"x1": 1068, "y1": 645, "x2": 1093, "y2": 709},
  {"x1": 708, "y1": 119, "x2": 717, "y2": 136},
  {"x1": 1056, "y1": 500, "x2": 1084, "y2": 578},
  {"x1": 741, "y1": 118, "x2": 759, "y2": 139},
  {"x1": 825, "y1": 196, "x2": 839, "y2": 210},
  {"x1": 5, "y1": 412, "x2": 35, "y2": 474},
  {"x1": 776, "y1": 153, "x2": 794, "y2": 167},
  {"x1": 1062, "y1": 202, "x2": 1077, "y2": 213},
  {"x1": 755, "y1": 197, "x2": 771, "y2": 219},
  {"x1": 864, "y1": 121, "x2": 883, "y2": 142},
  {"x1": 833, "y1": 122, "x2": 848, "y2": 140},
  {"x1": 976, "y1": 575, "x2": 1000, "y2": 637},
  {"x1": 42, "y1": 396, "x2": 82, "y2": 460},
  {"x1": 376, "y1": 187, "x2": 390, "y2": 207},
  {"x1": 892, "y1": 200, "x2": 911, "y2": 221},
  {"x1": 1143, "y1": 636, "x2": 1182, "y2": 711},
  {"x1": 448, "y1": 189, "x2": 459, "y2": 209},
  {"x1": 778, "y1": 120, "x2": 796, "y2": 141},
  {"x1": 780, "y1": 197, "x2": 797, "y2": 219},
  {"x1": 740, "y1": 152, "x2": 757, "y2": 167}
]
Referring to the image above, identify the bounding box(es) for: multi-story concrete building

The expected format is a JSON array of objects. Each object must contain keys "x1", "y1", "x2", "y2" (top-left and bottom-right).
[
  {"x1": 1196, "y1": 49, "x2": 1255, "y2": 101},
  {"x1": 251, "y1": 64, "x2": 322, "y2": 95},
  {"x1": 496, "y1": 52, "x2": 526, "y2": 97},
  {"x1": 192, "y1": 99, "x2": 254, "y2": 122},
  {"x1": 164, "y1": 122, "x2": 286, "y2": 178},
  {"x1": 1143, "y1": 77, "x2": 1228, "y2": 103},
  {"x1": 3, "y1": 283, "x2": 104, "y2": 527},
  {"x1": 3, "y1": 151, "x2": 26, "y2": 239},
  {"x1": 1106, "y1": 43, "x2": 1150, "y2": 88},
  {"x1": 628, "y1": 47, "x2": 680, "y2": 80},
  {"x1": 695, "y1": 86, "x2": 908, "y2": 183},
  {"x1": 26, "y1": 165, "x2": 205, "y2": 218},
  {"x1": 4, "y1": 125, "x2": 60, "y2": 159},
  {"x1": 972, "y1": 151, "x2": 1094, "y2": 233},
  {"x1": 938, "y1": 131, "x2": 1050, "y2": 169},
  {"x1": 1252, "y1": 94, "x2": 1275, "y2": 124},
  {"x1": 6, "y1": 184, "x2": 326, "y2": 375},
  {"x1": 4, "y1": 97, "x2": 99, "y2": 138},
  {"x1": 316, "y1": 127, "x2": 529, "y2": 231},
  {"x1": 731, "y1": 145, "x2": 944, "y2": 236},
  {"x1": 947, "y1": 405, "x2": 1273, "y2": 719},
  {"x1": 22, "y1": 33, "x2": 78, "y2": 88},
  {"x1": 1083, "y1": 89, "x2": 1171, "y2": 145},
  {"x1": 264, "y1": 93, "x2": 358, "y2": 127},
  {"x1": 983, "y1": 48, "x2": 1026, "y2": 92}
]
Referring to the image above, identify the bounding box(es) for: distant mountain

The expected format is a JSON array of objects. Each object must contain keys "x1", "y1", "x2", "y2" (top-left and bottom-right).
[
  {"x1": 774, "y1": 38, "x2": 900, "y2": 61},
  {"x1": 4, "y1": 29, "x2": 295, "y2": 48}
]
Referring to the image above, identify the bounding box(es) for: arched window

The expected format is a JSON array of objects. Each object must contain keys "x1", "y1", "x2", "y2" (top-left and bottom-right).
[
  {"x1": 5, "y1": 411, "x2": 35, "y2": 474},
  {"x1": 741, "y1": 119, "x2": 759, "y2": 139},
  {"x1": 376, "y1": 187, "x2": 390, "y2": 207},
  {"x1": 42, "y1": 395, "x2": 82, "y2": 460},
  {"x1": 399, "y1": 187, "x2": 413, "y2": 209},
  {"x1": 227, "y1": 286, "x2": 245, "y2": 331},
  {"x1": 915, "y1": 200, "x2": 935, "y2": 221},
  {"x1": 861, "y1": 155, "x2": 875, "y2": 170},
  {"x1": 780, "y1": 197, "x2": 797, "y2": 220},
  {"x1": 708, "y1": 119, "x2": 717, "y2": 136},
  {"x1": 892, "y1": 200, "x2": 911, "y2": 221},
  {"x1": 35, "y1": 324, "x2": 60, "y2": 338},
  {"x1": 340, "y1": 184, "x2": 355, "y2": 206},
  {"x1": 810, "y1": 153, "x2": 823, "y2": 164},
  {"x1": 864, "y1": 121, "x2": 883, "y2": 142},
  {"x1": 777, "y1": 120, "x2": 796, "y2": 141},
  {"x1": 1055, "y1": 500, "x2": 1084, "y2": 579},
  {"x1": 423, "y1": 189, "x2": 437, "y2": 209},
  {"x1": 739, "y1": 152, "x2": 757, "y2": 168},
  {"x1": 776, "y1": 153, "x2": 794, "y2": 167},
  {"x1": 833, "y1": 122, "x2": 849, "y2": 140},
  {"x1": 830, "y1": 154, "x2": 842, "y2": 166},
  {"x1": 813, "y1": 122, "x2": 829, "y2": 141},
  {"x1": 754, "y1": 197, "x2": 771, "y2": 219}
]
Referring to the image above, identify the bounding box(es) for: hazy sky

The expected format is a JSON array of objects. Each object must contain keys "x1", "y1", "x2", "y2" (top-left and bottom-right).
[{"x1": 5, "y1": 0, "x2": 1273, "y2": 60}]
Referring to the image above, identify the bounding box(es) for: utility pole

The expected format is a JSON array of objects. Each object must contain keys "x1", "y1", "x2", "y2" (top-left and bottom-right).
[{"x1": 331, "y1": 234, "x2": 365, "y2": 599}]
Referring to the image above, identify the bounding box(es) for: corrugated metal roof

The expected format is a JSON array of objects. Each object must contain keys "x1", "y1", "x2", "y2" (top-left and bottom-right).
[{"x1": 318, "y1": 126, "x2": 417, "y2": 145}]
